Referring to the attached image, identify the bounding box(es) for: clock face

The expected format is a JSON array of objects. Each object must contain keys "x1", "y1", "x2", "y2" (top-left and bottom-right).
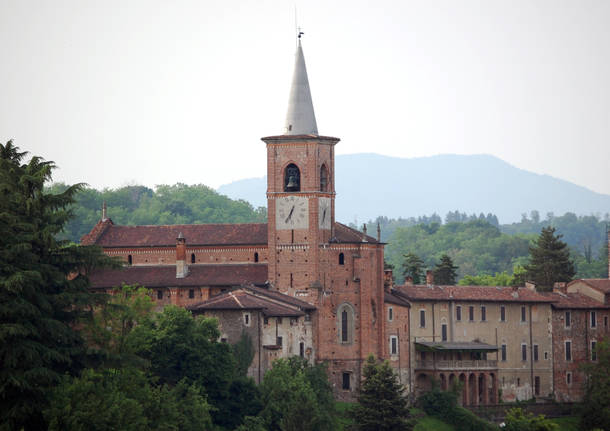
[
  {"x1": 276, "y1": 196, "x2": 309, "y2": 230},
  {"x1": 318, "y1": 197, "x2": 331, "y2": 230}
]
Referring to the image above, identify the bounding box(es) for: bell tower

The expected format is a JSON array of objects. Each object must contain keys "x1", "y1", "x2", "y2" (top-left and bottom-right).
[{"x1": 262, "y1": 39, "x2": 339, "y2": 301}]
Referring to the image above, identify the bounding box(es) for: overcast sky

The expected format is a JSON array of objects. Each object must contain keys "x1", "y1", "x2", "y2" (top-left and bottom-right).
[{"x1": 1, "y1": 0, "x2": 609, "y2": 196}]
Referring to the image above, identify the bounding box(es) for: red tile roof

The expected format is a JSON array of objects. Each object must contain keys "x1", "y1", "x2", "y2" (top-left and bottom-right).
[
  {"x1": 82, "y1": 223, "x2": 268, "y2": 247},
  {"x1": 334, "y1": 222, "x2": 379, "y2": 244},
  {"x1": 569, "y1": 279, "x2": 610, "y2": 294},
  {"x1": 385, "y1": 290, "x2": 411, "y2": 307},
  {"x1": 396, "y1": 285, "x2": 554, "y2": 303},
  {"x1": 543, "y1": 291, "x2": 610, "y2": 309},
  {"x1": 80, "y1": 218, "x2": 114, "y2": 245},
  {"x1": 89, "y1": 264, "x2": 268, "y2": 289},
  {"x1": 188, "y1": 289, "x2": 306, "y2": 317},
  {"x1": 245, "y1": 285, "x2": 316, "y2": 310}
]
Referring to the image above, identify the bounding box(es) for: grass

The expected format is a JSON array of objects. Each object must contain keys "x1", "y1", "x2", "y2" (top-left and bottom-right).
[
  {"x1": 413, "y1": 416, "x2": 457, "y2": 431},
  {"x1": 550, "y1": 416, "x2": 579, "y2": 431}
]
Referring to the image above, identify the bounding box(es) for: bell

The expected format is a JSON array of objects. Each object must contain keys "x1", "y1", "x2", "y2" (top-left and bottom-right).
[{"x1": 286, "y1": 175, "x2": 298, "y2": 191}]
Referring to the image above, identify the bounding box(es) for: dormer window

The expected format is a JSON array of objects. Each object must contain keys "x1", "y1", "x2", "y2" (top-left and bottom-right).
[{"x1": 284, "y1": 163, "x2": 300, "y2": 192}]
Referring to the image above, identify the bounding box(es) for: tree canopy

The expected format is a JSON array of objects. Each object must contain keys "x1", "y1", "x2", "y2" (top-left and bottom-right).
[
  {"x1": 433, "y1": 254, "x2": 459, "y2": 285},
  {"x1": 402, "y1": 252, "x2": 425, "y2": 284},
  {"x1": 580, "y1": 341, "x2": 610, "y2": 431},
  {"x1": 524, "y1": 226, "x2": 575, "y2": 290}
]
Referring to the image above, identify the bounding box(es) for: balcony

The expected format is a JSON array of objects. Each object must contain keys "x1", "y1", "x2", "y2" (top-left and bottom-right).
[{"x1": 415, "y1": 359, "x2": 498, "y2": 371}]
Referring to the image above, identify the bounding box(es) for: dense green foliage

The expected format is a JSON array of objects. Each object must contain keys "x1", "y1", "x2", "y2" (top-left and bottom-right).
[
  {"x1": 46, "y1": 182, "x2": 267, "y2": 243},
  {"x1": 233, "y1": 331, "x2": 256, "y2": 377},
  {"x1": 402, "y1": 252, "x2": 425, "y2": 284},
  {"x1": 525, "y1": 227, "x2": 576, "y2": 290},
  {"x1": 349, "y1": 355, "x2": 413, "y2": 431},
  {"x1": 258, "y1": 357, "x2": 337, "y2": 431},
  {"x1": 580, "y1": 341, "x2": 610, "y2": 431},
  {"x1": 433, "y1": 254, "x2": 459, "y2": 285},
  {"x1": 417, "y1": 383, "x2": 497, "y2": 431},
  {"x1": 0, "y1": 141, "x2": 119, "y2": 430},
  {"x1": 503, "y1": 407, "x2": 558, "y2": 431}
]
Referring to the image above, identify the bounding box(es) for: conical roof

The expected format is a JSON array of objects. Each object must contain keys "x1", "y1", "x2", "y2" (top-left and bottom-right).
[{"x1": 283, "y1": 40, "x2": 318, "y2": 135}]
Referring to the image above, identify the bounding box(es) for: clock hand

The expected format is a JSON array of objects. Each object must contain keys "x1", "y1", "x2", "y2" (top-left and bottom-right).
[{"x1": 285, "y1": 206, "x2": 295, "y2": 223}]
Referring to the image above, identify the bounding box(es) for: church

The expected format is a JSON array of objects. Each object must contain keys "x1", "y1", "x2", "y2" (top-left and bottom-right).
[
  {"x1": 83, "y1": 41, "x2": 610, "y2": 404},
  {"x1": 83, "y1": 39, "x2": 404, "y2": 400}
]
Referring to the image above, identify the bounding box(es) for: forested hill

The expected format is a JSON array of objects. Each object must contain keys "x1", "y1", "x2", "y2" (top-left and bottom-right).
[
  {"x1": 217, "y1": 153, "x2": 610, "y2": 224},
  {"x1": 47, "y1": 183, "x2": 267, "y2": 243}
]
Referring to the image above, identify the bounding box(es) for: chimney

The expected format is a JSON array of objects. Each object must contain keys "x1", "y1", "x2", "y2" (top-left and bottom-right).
[
  {"x1": 362, "y1": 224, "x2": 368, "y2": 242},
  {"x1": 553, "y1": 282, "x2": 567, "y2": 293},
  {"x1": 405, "y1": 276, "x2": 414, "y2": 286},
  {"x1": 426, "y1": 270, "x2": 434, "y2": 286},
  {"x1": 176, "y1": 232, "x2": 188, "y2": 278},
  {"x1": 383, "y1": 269, "x2": 393, "y2": 291},
  {"x1": 377, "y1": 223, "x2": 381, "y2": 242},
  {"x1": 525, "y1": 281, "x2": 536, "y2": 291},
  {"x1": 101, "y1": 201, "x2": 107, "y2": 221}
]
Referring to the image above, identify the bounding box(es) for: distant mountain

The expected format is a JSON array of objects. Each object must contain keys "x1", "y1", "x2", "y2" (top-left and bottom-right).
[{"x1": 217, "y1": 153, "x2": 610, "y2": 224}]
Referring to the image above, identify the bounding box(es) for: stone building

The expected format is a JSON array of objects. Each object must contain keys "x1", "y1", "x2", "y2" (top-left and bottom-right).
[
  {"x1": 393, "y1": 273, "x2": 555, "y2": 405},
  {"x1": 546, "y1": 279, "x2": 610, "y2": 402},
  {"x1": 83, "y1": 40, "x2": 393, "y2": 400}
]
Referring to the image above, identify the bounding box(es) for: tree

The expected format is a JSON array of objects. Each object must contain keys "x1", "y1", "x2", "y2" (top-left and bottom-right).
[
  {"x1": 524, "y1": 226, "x2": 575, "y2": 290},
  {"x1": 580, "y1": 340, "x2": 610, "y2": 431},
  {"x1": 433, "y1": 254, "x2": 458, "y2": 285},
  {"x1": 349, "y1": 355, "x2": 413, "y2": 431},
  {"x1": 233, "y1": 331, "x2": 255, "y2": 377},
  {"x1": 503, "y1": 407, "x2": 558, "y2": 431},
  {"x1": 0, "y1": 141, "x2": 119, "y2": 430},
  {"x1": 402, "y1": 252, "x2": 425, "y2": 284}
]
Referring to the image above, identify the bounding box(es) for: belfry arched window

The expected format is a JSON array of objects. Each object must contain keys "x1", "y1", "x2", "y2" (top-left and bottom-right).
[
  {"x1": 337, "y1": 303, "x2": 355, "y2": 344},
  {"x1": 320, "y1": 164, "x2": 328, "y2": 192},
  {"x1": 284, "y1": 163, "x2": 301, "y2": 192},
  {"x1": 191, "y1": 253, "x2": 196, "y2": 264}
]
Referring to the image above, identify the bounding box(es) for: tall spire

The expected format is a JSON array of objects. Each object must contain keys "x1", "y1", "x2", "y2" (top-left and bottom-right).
[{"x1": 284, "y1": 39, "x2": 318, "y2": 135}]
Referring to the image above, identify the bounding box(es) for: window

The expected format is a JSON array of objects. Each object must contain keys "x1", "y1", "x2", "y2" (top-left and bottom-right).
[
  {"x1": 456, "y1": 305, "x2": 462, "y2": 321},
  {"x1": 521, "y1": 306, "x2": 527, "y2": 322},
  {"x1": 591, "y1": 341, "x2": 597, "y2": 361},
  {"x1": 544, "y1": 351, "x2": 548, "y2": 360},
  {"x1": 304, "y1": 313, "x2": 311, "y2": 322},
  {"x1": 420, "y1": 310, "x2": 426, "y2": 328},
  {"x1": 420, "y1": 351, "x2": 426, "y2": 360},
  {"x1": 339, "y1": 253, "x2": 345, "y2": 265},
  {"x1": 517, "y1": 378, "x2": 520, "y2": 386},
  {"x1": 191, "y1": 253, "x2": 196, "y2": 263},
  {"x1": 277, "y1": 317, "x2": 282, "y2": 324},
  {"x1": 566, "y1": 372, "x2": 572, "y2": 385},
  {"x1": 338, "y1": 303, "x2": 354, "y2": 344},
  {"x1": 244, "y1": 313, "x2": 251, "y2": 326},
  {"x1": 388, "y1": 307, "x2": 393, "y2": 322},
  {"x1": 390, "y1": 336, "x2": 398, "y2": 355},
  {"x1": 342, "y1": 372, "x2": 350, "y2": 390},
  {"x1": 276, "y1": 336, "x2": 283, "y2": 347},
  {"x1": 157, "y1": 290, "x2": 163, "y2": 300},
  {"x1": 320, "y1": 164, "x2": 328, "y2": 191},
  {"x1": 534, "y1": 376, "x2": 540, "y2": 396},
  {"x1": 264, "y1": 316, "x2": 269, "y2": 325},
  {"x1": 300, "y1": 342, "x2": 304, "y2": 357},
  {"x1": 500, "y1": 306, "x2": 506, "y2": 322},
  {"x1": 533, "y1": 344, "x2": 539, "y2": 362},
  {"x1": 501, "y1": 344, "x2": 507, "y2": 361},
  {"x1": 469, "y1": 306, "x2": 474, "y2": 321},
  {"x1": 521, "y1": 344, "x2": 527, "y2": 361},
  {"x1": 565, "y1": 311, "x2": 571, "y2": 328},
  {"x1": 441, "y1": 324, "x2": 447, "y2": 341},
  {"x1": 290, "y1": 317, "x2": 297, "y2": 326},
  {"x1": 591, "y1": 311, "x2": 597, "y2": 328},
  {"x1": 284, "y1": 163, "x2": 300, "y2": 192},
  {"x1": 188, "y1": 289, "x2": 195, "y2": 299},
  {"x1": 127, "y1": 254, "x2": 133, "y2": 265},
  {"x1": 481, "y1": 306, "x2": 486, "y2": 321},
  {"x1": 254, "y1": 252, "x2": 259, "y2": 263},
  {"x1": 605, "y1": 316, "x2": 608, "y2": 327},
  {"x1": 565, "y1": 341, "x2": 572, "y2": 361}
]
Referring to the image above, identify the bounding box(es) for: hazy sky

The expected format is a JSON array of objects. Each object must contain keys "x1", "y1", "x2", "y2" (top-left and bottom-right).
[{"x1": 1, "y1": 0, "x2": 609, "y2": 195}]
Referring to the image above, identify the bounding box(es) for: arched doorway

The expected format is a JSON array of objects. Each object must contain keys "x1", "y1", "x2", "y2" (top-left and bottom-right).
[
  {"x1": 468, "y1": 373, "x2": 477, "y2": 406},
  {"x1": 459, "y1": 373, "x2": 467, "y2": 406}
]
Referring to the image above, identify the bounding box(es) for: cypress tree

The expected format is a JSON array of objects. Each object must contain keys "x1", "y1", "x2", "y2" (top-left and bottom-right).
[
  {"x1": 0, "y1": 141, "x2": 118, "y2": 430},
  {"x1": 433, "y1": 254, "x2": 458, "y2": 285},
  {"x1": 525, "y1": 226, "x2": 575, "y2": 290}
]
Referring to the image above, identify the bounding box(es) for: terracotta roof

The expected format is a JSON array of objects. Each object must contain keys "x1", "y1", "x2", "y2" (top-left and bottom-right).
[
  {"x1": 543, "y1": 291, "x2": 610, "y2": 309},
  {"x1": 82, "y1": 223, "x2": 267, "y2": 247},
  {"x1": 89, "y1": 264, "x2": 268, "y2": 289},
  {"x1": 396, "y1": 285, "x2": 554, "y2": 303},
  {"x1": 333, "y1": 222, "x2": 379, "y2": 244},
  {"x1": 385, "y1": 290, "x2": 411, "y2": 307},
  {"x1": 568, "y1": 279, "x2": 610, "y2": 294},
  {"x1": 188, "y1": 289, "x2": 305, "y2": 317},
  {"x1": 80, "y1": 218, "x2": 114, "y2": 245},
  {"x1": 244, "y1": 285, "x2": 316, "y2": 310}
]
